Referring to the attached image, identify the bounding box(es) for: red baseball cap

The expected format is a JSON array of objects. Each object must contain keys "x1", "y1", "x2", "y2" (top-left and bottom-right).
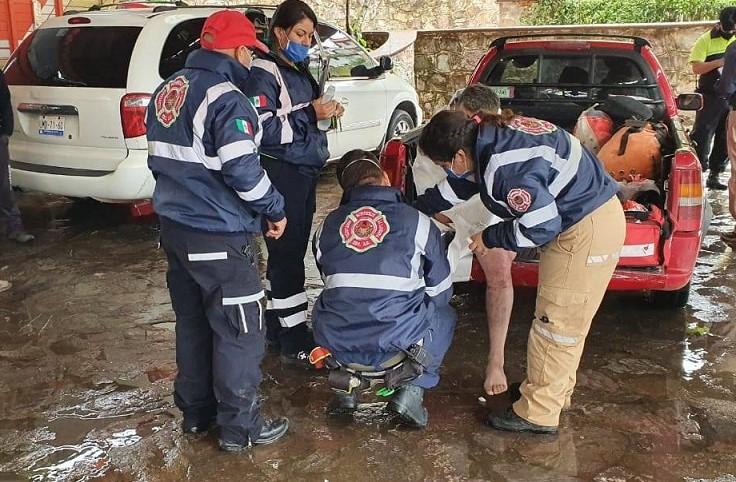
[{"x1": 200, "y1": 10, "x2": 269, "y2": 53}]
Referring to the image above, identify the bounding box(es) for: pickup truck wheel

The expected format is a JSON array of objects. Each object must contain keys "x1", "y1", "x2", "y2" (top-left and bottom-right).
[
  {"x1": 386, "y1": 109, "x2": 415, "y2": 142},
  {"x1": 650, "y1": 283, "x2": 691, "y2": 309}
]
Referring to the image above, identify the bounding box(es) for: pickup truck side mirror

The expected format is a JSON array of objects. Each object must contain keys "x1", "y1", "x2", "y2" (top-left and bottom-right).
[
  {"x1": 379, "y1": 55, "x2": 394, "y2": 72},
  {"x1": 677, "y1": 93, "x2": 703, "y2": 111}
]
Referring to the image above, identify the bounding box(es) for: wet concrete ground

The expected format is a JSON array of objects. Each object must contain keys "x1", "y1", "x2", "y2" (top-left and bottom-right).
[{"x1": 1, "y1": 170, "x2": 736, "y2": 482}]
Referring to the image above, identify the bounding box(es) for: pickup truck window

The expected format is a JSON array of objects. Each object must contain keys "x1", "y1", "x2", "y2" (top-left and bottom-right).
[{"x1": 485, "y1": 53, "x2": 657, "y2": 102}]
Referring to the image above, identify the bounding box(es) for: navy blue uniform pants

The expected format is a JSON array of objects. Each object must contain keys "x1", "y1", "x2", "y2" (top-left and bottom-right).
[
  {"x1": 160, "y1": 218, "x2": 266, "y2": 446},
  {"x1": 261, "y1": 158, "x2": 319, "y2": 328},
  {"x1": 692, "y1": 93, "x2": 730, "y2": 174}
]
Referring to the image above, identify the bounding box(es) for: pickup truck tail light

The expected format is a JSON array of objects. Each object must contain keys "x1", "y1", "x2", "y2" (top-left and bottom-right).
[
  {"x1": 669, "y1": 151, "x2": 703, "y2": 232},
  {"x1": 121, "y1": 93, "x2": 151, "y2": 139},
  {"x1": 380, "y1": 138, "x2": 408, "y2": 193}
]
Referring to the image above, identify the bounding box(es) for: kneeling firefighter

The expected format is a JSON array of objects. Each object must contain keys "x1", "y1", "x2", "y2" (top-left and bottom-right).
[{"x1": 310, "y1": 150, "x2": 456, "y2": 427}]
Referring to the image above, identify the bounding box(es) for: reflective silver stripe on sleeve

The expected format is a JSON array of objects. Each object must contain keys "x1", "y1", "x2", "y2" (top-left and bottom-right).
[
  {"x1": 411, "y1": 214, "x2": 431, "y2": 277},
  {"x1": 549, "y1": 135, "x2": 582, "y2": 196},
  {"x1": 514, "y1": 221, "x2": 538, "y2": 248},
  {"x1": 437, "y1": 179, "x2": 465, "y2": 206},
  {"x1": 237, "y1": 172, "x2": 272, "y2": 202},
  {"x1": 324, "y1": 273, "x2": 425, "y2": 292},
  {"x1": 314, "y1": 222, "x2": 325, "y2": 264},
  {"x1": 187, "y1": 252, "x2": 228, "y2": 261},
  {"x1": 218, "y1": 140, "x2": 257, "y2": 162},
  {"x1": 426, "y1": 274, "x2": 453, "y2": 297},
  {"x1": 518, "y1": 202, "x2": 559, "y2": 228},
  {"x1": 222, "y1": 290, "x2": 265, "y2": 305}
]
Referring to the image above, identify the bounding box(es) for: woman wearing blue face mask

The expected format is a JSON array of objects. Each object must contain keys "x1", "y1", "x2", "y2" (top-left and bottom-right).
[{"x1": 244, "y1": 0, "x2": 343, "y2": 368}]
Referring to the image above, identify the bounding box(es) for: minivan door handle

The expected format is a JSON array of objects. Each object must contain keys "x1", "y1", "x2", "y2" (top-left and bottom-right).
[{"x1": 17, "y1": 103, "x2": 79, "y2": 116}]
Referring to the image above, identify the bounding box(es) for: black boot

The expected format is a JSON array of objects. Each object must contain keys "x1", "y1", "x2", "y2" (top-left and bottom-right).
[
  {"x1": 279, "y1": 323, "x2": 317, "y2": 369},
  {"x1": 182, "y1": 415, "x2": 216, "y2": 435},
  {"x1": 488, "y1": 407, "x2": 558, "y2": 434},
  {"x1": 389, "y1": 384, "x2": 428, "y2": 428},
  {"x1": 707, "y1": 173, "x2": 728, "y2": 190},
  {"x1": 219, "y1": 417, "x2": 290, "y2": 451},
  {"x1": 327, "y1": 390, "x2": 358, "y2": 415}
]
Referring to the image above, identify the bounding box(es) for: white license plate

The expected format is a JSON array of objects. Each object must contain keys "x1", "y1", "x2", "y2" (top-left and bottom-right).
[
  {"x1": 489, "y1": 86, "x2": 515, "y2": 99},
  {"x1": 39, "y1": 115, "x2": 65, "y2": 137}
]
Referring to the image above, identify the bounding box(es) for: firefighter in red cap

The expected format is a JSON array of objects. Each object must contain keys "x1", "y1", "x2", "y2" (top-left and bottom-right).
[{"x1": 147, "y1": 10, "x2": 289, "y2": 452}]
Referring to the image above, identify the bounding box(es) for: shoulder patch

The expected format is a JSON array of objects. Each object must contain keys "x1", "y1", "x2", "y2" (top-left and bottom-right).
[
  {"x1": 154, "y1": 75, "x2": 189, "y2": 128},
  {"x1": 235, "y1": 119, "x2": 253, "y2": 135},
  {"x1": 507, "y1": 188, "x2": 533, "y2": 213},
  {"x1": 339, "y1": 206, "x2": 390, "y2": 253},
  {"x1": 508, "y1": 116, "x2": 557, "y2": 136},
  {"x1": 249, "y1": 95, "x2": 268, "y2": 108}
]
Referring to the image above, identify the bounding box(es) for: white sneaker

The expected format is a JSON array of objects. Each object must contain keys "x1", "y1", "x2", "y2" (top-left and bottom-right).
[{"x1": 0, "y1": 280, "x2": 11, "y2": 293}]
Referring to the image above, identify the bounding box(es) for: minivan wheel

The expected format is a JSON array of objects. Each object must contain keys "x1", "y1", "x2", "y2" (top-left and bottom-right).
[
  {"x1": 386, "y1": 109, "x2": 415, "y2": 142},
  {"x1": 650, "y1": 283, "x2": 691, "y2": 309}
]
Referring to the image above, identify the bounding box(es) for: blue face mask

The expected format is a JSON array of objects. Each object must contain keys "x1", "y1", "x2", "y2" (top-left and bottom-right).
[
  {"x1": 282, "y1": 40, "x2": 310, "y2": 63},
  {"x1": 444, "y1": 158, "x2": 474, "y2": 181}
]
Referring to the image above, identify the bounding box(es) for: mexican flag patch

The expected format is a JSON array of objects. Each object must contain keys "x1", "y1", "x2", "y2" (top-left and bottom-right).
[
  {"x1": 249, "y1": 95, "x2": 267, "y2": 108},
  {"x1": 235, "y1": 119, "x2": 253, "y2": 136}
]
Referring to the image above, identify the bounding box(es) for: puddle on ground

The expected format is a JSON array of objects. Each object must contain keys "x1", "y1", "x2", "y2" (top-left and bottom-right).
[{"x1": 2, "y1": 175, "x2": 736, "y2": 480}]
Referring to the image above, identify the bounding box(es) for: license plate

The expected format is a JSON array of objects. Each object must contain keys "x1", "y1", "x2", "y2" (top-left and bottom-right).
[
  {"x1": 489, "y1": 86, "x2": 515, "y2": 99},
  {"x1": 39, "y1": 115, "x2": 65, "y2": 137}
]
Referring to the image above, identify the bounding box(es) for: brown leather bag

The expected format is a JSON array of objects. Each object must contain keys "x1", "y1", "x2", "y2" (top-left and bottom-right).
[{"x1": 597, "y1": 120, "x2": 667, "y2": 181}]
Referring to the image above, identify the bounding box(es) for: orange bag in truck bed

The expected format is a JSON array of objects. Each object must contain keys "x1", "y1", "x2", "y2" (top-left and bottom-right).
[{"x1": 597, "y1": 121, "x2": 666, "y2": 181}]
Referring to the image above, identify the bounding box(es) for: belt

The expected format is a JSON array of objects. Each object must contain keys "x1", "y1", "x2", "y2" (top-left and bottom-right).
[{"x1": 344, "y1": 338, "x2": 424, "y2": 375}]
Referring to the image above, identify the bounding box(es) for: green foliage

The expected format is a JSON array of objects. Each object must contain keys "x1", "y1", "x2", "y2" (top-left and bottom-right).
[{"x1": 522, "y1": 0, "x2": 734, "y2": 25}]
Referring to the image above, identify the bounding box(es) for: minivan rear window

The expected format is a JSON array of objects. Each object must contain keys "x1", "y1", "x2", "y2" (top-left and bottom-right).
[{"x1": 4, "y1": 26, "x2": 142, "y2": 88}]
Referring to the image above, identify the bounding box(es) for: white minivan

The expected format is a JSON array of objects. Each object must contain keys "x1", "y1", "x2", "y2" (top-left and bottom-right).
[{"x1": 3, "y1": 5, "x2": 422, "y2": 202}]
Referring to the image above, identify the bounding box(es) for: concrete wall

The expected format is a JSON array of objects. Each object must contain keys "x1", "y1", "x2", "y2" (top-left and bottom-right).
[{"x1": 414, "y1": 22, "x2": 710, "y2": 116}]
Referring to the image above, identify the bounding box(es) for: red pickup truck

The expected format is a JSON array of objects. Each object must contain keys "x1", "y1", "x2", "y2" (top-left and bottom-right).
[{"x1": 380, "y1": 34, "x2": 708, "y2": 308}]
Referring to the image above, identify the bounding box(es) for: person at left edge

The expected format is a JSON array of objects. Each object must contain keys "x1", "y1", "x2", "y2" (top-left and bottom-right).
[
  {"x1": 147, "y1": 10, "x2": 289, "y2": 452},
  {"x1": 244, "y1": 0, "x2": 344, "y2": 368}
]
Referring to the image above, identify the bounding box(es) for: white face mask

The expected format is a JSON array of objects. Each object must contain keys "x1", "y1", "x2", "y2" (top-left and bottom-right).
[{"x1": 236, "y1": 47, "x2": 253, "y2": 70}]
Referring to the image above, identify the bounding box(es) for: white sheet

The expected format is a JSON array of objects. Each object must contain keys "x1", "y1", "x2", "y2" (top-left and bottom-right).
[{"x1": 412, "y1": 150, "x2": 501, "y2": 282}]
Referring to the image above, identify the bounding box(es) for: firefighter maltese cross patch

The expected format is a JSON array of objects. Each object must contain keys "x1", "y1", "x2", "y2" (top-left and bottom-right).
[
  {"x1": 507, "y1": 188, "x2": 532, "y2": 213},
  {"x1": 508, "y1": 116, "x2": 557, "y2": 136},
  {"x1": 339, "y1": 206, "x2": 391, "y2": 253},
  {"x1": 154, "y1": 75, "x2": 189, "y2": 128}
]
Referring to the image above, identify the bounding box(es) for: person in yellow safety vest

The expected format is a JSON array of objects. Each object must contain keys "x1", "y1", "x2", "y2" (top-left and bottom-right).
[{"x1": 689, "y1": 6, "x2": 736, "y2": 190}]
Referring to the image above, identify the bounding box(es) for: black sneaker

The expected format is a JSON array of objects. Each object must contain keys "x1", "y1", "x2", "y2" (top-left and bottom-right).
[
  {"x1": 218, "y1": 417, "x2": 290, "y2": 451},
  {"x1": 389, "y1": 385, "x2": 428, "y2": 428},
  {"x1": 488, "y1": 407, "x2": 558, "y2": 434},
  {"x1": 707, "y1": 175, "x2": 728, "y2": 190}
]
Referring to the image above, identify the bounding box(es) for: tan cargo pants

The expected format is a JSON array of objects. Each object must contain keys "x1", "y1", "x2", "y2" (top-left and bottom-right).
[
  {"x1": 514, "y1": 196, "x2": 626, "y2": 427},
  {"x1": 726, "y1": 111, "x2": 736, "y2": 219}
]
